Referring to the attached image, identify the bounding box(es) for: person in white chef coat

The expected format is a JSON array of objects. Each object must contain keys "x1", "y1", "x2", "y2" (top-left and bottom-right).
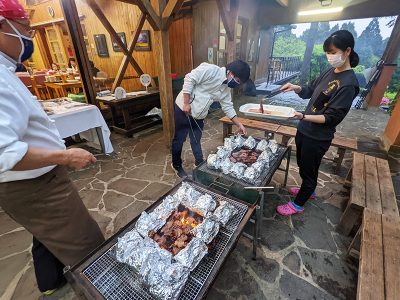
[{"x1": 0, "y1": 0, "x2": 104, "y2": 295}]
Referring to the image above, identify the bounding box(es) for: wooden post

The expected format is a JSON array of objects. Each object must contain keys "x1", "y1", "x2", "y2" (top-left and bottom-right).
[
  {"x1": 154, "y1": 0, "x2": 175, "y2": 147},
  {"x1": 216, "y1": 0, "x2": 239, "y2": 63},
  {"x1": 60, "y1": 0, "x2": 97, "y2": 105}
]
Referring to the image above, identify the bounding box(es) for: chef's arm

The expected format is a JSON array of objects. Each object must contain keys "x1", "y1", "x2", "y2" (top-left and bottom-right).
[
  {"x1": 11, "y1": 147, "x2": 97, "y2": 171},
  {"x1": 231, "y1": 116, "x2": 247, "y2": 135}
]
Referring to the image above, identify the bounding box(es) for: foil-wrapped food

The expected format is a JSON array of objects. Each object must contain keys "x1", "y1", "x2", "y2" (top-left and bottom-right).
[
  {"x1": 234, "y1": 133, "x2": 246, "y2": 147},
  {"x1": 213, "y1": 200, "x2": 238, "y2": 226},
  {"x1": 191, "y1": 216, "x2": 220, "y2": 244},
  {"x1": 149, "y1": 263, "x2": 190, "y2": 300},
  {"x1": 175, "y1": 182, "x2": 191, "y2": 202},
  {"x1": 258, "y1": 150, "x2": 272, "y2": 163},
  {"x1": 121, "y1": 236, "x2": 160, "y2": 272},
  {"x1": 220, "y1": 158, "x2": 234, "y2": 175},
  {"x1": 229, "y1": 162, "x2": 247, "y2": 179},
  {"x1": 136, "y1": 211, "x2": 162, "y2": 237},
  {"x1": 243, "y1": 136, "x2": 257, "y2": 149},
  {"x1": 224, "y1": 137, "x2": 237, "y2": 150},
  {"x1": 115, "y1": 230, "x2": 144, "y2": 263},
  {"x1": 242, "y1": 165, "x2": 259, "y2": 184},
  {"x1": 194, "y1": 194, "x2": 217, "y2": 216},
  {"x1": 207, "y1": 154, "x2": 220, "y2": 170},
  {"x1": 174, "y1": 183, "x2": 201, "y2": 209},
  {"x1": 174, "y1": 237, "x2": 208, "y2": 271},
  {"x1": 216, "y1": 146, "x2": 231, "y2": 159},
  {"x1": 255, "y1": 139, "x2": 269, "y2": 152},
  {"x1": 268, "y1": 139, "x2": 279, "y2": 155},
  {"x1": 163, "y1": 195, "x2": 180, "y2": 212},
  {"x1": 252, "y1": 160, "x2": 266, "y2": 174}
]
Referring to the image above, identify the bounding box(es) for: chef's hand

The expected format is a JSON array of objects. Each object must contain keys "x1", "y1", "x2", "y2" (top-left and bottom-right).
[
  {"x1": 280, "y1": 83, "x2": 302, "y2": 94},
  {"x1": 238, "y1": 124, "x2": 247, "y2": 135},
  {"x1": 65, "y1": 148, "x2": 97, "y2": 170},
  {"x1": 183, "y1": 103, "x2": 192, "y2": 116},
  {"x1": 288, "y1": 111, "x2": 304, "y2": 120}
]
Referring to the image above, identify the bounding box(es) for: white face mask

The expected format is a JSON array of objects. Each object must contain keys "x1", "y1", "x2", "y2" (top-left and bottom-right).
[{"x1": 326, "y1": 53, "x2": 346, "y2": 68}]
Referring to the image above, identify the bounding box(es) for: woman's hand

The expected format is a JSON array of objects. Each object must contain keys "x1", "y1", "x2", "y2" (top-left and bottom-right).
[
  {"x1": 288, "y1": 111, "x2": 304, "y2": 120},
  {"x1": 280, "y1": 83, "x2": 302, "y2": 94},
  {"x1": 182, "y1": 103, "x2": 192, "y2": 116}
]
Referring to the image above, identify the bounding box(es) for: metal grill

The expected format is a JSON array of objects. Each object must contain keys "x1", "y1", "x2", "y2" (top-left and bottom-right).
[
  {"x1": 197, "y1": 147, "x2": 286, "y2": 187},
  {"x1": 82, "y1": 181, "x2": 248, "y2": 300}
]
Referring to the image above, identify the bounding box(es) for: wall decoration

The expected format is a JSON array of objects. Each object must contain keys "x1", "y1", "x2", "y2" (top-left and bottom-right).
[
  {"x1": 111, "y1": 32, "x2": 127, "y2": 52},
  {"x1": 132, "y1": 30, "x2": 151, "y2": 51},
  {"x1": 94, "y1": 34, "x2": 109, "y2": 58},
  {"x1": 248, "y1": 40, "x2": 255, "y2": 62}
]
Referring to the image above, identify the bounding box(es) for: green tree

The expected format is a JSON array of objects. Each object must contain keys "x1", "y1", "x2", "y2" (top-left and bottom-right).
[
  {"x1": 272, "y1": 36, "x2": 306, "y2": 58},
  {"x1": 309, "y1": 44, "x2": 331, "y2": 80},
  {"x1": 357, "y1": 18, "x2": 383, "y2": 57},
  {"x1": 330, "y1": 24, "x2": 340, "y2": 35},
  {"x1": 340, "y1": 22, "x2": 358, "y2": 39},
  {"x1": 300, "y1": 22, "x2": 331, "y2": 44}
]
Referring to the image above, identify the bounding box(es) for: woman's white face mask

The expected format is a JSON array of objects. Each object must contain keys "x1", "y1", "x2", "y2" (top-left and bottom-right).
[{"x1": 326, "y1": 52, "x2": 346, "y2": 68}]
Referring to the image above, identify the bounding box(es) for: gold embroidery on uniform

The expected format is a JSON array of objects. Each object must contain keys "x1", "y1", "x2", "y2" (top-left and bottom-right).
[
  {"x1": 324, "y1": 103, "x2": 328, "y2": 106},
  {"x1": 323, "y1": 80, "x2": 341, "y2": 95},
  {"x1": 312, "y1": 107, "x2": 316, "y2": 112}
]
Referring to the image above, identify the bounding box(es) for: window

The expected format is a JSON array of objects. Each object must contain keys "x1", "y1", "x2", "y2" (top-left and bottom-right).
[{"x1": 25, "y1": 0, "x2": 36, "y2": 6}]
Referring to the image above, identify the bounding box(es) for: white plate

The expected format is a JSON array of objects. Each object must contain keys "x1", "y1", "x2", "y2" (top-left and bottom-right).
[
  {"x1": 66, "y1": 79, "x2": 79, "y2": 83},
  {"x1": 239, "y1": 103, "x2": 295, "y2": 120}
]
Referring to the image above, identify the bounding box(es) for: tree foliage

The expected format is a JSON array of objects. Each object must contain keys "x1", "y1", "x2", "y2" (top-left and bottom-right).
[{"x1": 273, "y1": 36, "x2": 306, "y2": 58}]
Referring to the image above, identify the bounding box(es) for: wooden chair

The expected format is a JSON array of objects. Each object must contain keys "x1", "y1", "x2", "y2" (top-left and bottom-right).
[{"x1": 33, "y1": 75, "x2": 50, "y2": 100}]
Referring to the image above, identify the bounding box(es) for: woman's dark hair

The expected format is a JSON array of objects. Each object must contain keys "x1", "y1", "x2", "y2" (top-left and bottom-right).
[
  {"x1": 89, "y1": 60, "x2": 94, "y2": 68},
  {"x1": 323, "y1": 30, "x2": 359, "y2": 68},
  {"x1": 226, "y1": 60, "x2": 251, "y2": 83},
  {"x1": 51, "y1": 63, "x2": 58, "y2": 68},
  {"x1": 69, "y1": 58, "x2": 76, "y2": 63}
]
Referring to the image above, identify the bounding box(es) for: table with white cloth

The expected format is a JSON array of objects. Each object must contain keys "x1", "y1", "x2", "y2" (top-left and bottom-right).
[{"x1": 49, "y1": 104, "x2": 113, "y2": 153}]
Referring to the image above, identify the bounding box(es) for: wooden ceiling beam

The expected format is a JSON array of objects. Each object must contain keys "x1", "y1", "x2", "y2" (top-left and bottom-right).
[
  {"x1": 86, "y1": 0, "x2": 144, "y2": 77},
  {"x1": 161, "y1": 0, "x2": 186, "y2": 31},
  {"x1": 112, "y1": 12, "x2": 147, "y2": 92},
  {"x1": 216, "y1": 0, "x2": 235, "y2": 41},
  {"x1": 135, "y1": 0, "x2": 161, "y2": 31}
]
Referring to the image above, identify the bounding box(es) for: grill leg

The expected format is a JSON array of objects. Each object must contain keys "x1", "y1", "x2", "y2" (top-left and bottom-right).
[
  {"x1": 283, "y1": 147, "x2": 291, "y2": 187},
  {"x1": 257, "y1": 192, "x2": 264, "y2": 246},
  {"x1": 252, "y1": 206, "x2": 259, "y2": 260}
]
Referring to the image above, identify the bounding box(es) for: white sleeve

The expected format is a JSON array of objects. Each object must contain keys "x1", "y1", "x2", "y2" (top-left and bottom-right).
[
  {"x1": 0, "y1": 77, "x2": 30, "y2": 173},
  {"x1": 182, "y1": 63, "x2": 216, "y2": 95},
  {"x1": 219, "y1": 89, "x2": 237, "y2": 120}
]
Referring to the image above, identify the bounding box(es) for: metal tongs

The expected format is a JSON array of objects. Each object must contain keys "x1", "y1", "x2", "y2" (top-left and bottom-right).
[
  {"x1": 188, "y1": 114, "x2": 203, "y2": 144},
  {"x1": 260, "y1": 99, "x2": 264, "y2": 114}
]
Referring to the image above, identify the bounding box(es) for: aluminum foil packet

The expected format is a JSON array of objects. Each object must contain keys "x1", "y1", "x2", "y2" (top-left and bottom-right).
[
  {"x1": 224, "y1": 137, "x2": 237, "y2": 151},
  {"x1": 216, "y1": 146, "x2": 231, "y2": 160},
  {"x1": 191, "y1": 215, "x2": 220, "y2": 243},
  {"x1": 149, "y1": 263, "x2": 190, "y2": 300},
  {"x1": 229, "y1": 162, "x2": 247, "y2": 179},
  {"x1": 255, "y1": 139, "x2": 269, "y2": 152},
  {"x1": 243, "y1": 136, "x2": 257, "y2": 149},
  {"x1": 174, "y1": 237, "x2": 208, "y2": 271},
  {"x1": 163, "y1": 195, "x2": 181, "y2": 212},
  {"x1": 268, "y1": 139, "x2": 279, "y2": 155},
  {"x1": 174, "y1": 183, "x2": 201, "y2": 209},
  {"x1": 234, "y1": 133, "x2": 246, "y2": 147},
  {"x1": 136, "y1": 211, "x2": 159, "y2": 237},
  {"x1": 115, "y1": 230, "x2": 144, "y2": 263},
  {"x1": 175, "y1": 182, "x2": 191, "y2": 202},
  {"x1": 258, "y1": 150, "x2": 273, "y2": 163},
  {"x1": 242, "y1": 165, "x2": 259, "y2": 184},
  {"x1": 194, "y1": 194, "x2": 217, "y2": 216},
  {"x1": 213, "y1": 200, "x2": 238, "y2": 226},
  {"x1": 124, "y1": 236, "x2": 159, "y2": 272},
  {"x1": 252, "y1": 160, "x2": 266, "y2": 174},
  {"x1": 207, "y1": 154, "x2": 220, "y2": 170},
  {"x1": 220, "y1": 158, "x2": 234, "y2": 175}
]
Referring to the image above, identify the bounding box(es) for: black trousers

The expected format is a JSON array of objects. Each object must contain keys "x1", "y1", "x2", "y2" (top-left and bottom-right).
[
  {"x1": 171, "y1": 104, "x2": 204, "y2": 167},
  {"x1": 32, "y1": 237, "x2": 66, "y2": 292},
  {"x1": 294, "y1": 131, "x2": 332, "y2": 207}
]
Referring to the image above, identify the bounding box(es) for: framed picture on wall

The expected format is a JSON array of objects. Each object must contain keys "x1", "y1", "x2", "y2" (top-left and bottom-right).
[
  {"x1": 94, "y1": 34, "x2": 109, "y2": 58},
  {"x1": 111, "y1": 32, "x2": 127, "y2": 52},
  {"x1": 131, "y1": 30, "x2": 151, "y2": 51}
]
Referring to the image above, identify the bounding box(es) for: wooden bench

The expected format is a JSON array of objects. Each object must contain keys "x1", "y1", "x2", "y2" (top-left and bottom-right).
[
  {"x1": 337, "y1": 153, "x2": 399, "y2": 236},
  {"x1": 355, "y1": 209, "x2": 400, "y2": 300},
  {"x1": 219, "y1": 116, "x2": 358, "y2": 174}
]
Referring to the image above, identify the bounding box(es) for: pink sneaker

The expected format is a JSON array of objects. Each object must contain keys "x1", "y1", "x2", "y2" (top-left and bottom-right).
[
  {"x1": 277, "y1": 202, "x2": 304, "y2": 216},
  {"x1": 289, "y1": 187, "x2": 316, "y2": 199}
]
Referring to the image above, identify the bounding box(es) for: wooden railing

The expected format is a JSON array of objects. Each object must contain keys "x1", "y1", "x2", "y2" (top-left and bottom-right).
[{"x1": 267, "y1": 56, "x2": 301, "y2": 84}]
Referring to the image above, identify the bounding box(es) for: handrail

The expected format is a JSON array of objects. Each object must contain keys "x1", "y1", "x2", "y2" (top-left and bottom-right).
[{"x1": 267, "y1": 56, "x2": 301, "y2": 84}]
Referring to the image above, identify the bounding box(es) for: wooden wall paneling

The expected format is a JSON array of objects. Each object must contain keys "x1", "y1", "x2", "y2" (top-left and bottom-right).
[
  {"x1": 31, "y1": 30, "x2": 49, "y2": 70},
  {"x1": 112, "y1": 12, "x2": 147, "y2": 92},
  {"x1": 19, "y1": 0, "x2": 65, "y2": 25},
  {"x1": 74, "y1": 0, "x2": 157, "y2": 92},
  {"x1": 161, "y1": 0, "x2": 185, "y2": 31},
  {"x1": 60, "y1": 0, "x2": 97, "y2": 104}
]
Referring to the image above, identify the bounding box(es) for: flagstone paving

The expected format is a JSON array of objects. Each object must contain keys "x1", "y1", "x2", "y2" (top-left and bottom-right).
[{"x1": 1, "y1": 95, "x2": 399, "y2": 300}]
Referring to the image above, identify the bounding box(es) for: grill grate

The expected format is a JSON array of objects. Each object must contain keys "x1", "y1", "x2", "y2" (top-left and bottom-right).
[
  {"x1": 197, "y1": 147, "x2": 286, "y2": 187},
  {"x1": 82, "y1": 181, "x2": 248, "y2": 300}
]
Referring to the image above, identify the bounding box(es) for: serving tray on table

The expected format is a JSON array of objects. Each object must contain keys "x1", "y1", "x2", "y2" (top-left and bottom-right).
[{"x1": 239, "y1": 104, "x2": 295, "y2": 120}]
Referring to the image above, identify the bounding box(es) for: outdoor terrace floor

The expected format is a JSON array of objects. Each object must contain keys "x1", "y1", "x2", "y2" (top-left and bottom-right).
[{"x1": 1, "y1": 93, "x2": 399, "y2": 300}]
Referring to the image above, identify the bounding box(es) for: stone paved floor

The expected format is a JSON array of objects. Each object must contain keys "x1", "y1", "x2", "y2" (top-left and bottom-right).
[{"x1": 1, "y1": 95, "x2": 400, "y2": 300}]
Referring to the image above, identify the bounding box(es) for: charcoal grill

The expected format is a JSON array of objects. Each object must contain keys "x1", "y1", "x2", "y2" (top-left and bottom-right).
[
  {"x1": 64, "y1": 179, "x2": 254, "y2": 300},
  {"x1": 193, "y1": 144, "x2": 291, "y2": 259}
]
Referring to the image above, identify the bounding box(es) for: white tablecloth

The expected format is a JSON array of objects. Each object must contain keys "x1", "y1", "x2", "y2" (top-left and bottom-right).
[{"x1": 49, "y1": 104, "x2": 114, "y2": 153}]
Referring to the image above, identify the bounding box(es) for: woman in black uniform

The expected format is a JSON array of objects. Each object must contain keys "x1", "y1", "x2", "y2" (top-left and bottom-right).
[{"x1": 277, "y1": 30, "x2": 360, "y2": 216}]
